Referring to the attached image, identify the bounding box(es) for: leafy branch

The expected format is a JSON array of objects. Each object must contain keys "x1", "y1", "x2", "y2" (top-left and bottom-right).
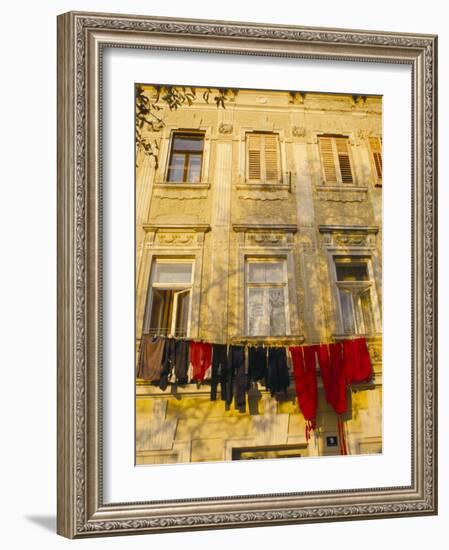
[{"x1": 135, "y1": 85, "x2": 231, "y2": 168}]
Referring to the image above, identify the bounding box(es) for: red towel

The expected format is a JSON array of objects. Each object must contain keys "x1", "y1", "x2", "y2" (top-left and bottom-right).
[
  {"x1": 317, "y1": 344, "x2": 331, "y2": 404},
  {"x1": 189, "y1": 341, "x2": 212, "y2": 381},
  {"x1": 326, "y1": 342, "x2": 347, "y2": 415},
  {"x1": 343, "y1": 337, "x2": 373, "y2": 384},
  {"x1": 290, "y1": 345, "x2": 318, "y2": 440}
]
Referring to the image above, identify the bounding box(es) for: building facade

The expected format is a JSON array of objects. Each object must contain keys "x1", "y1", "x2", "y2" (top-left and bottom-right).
[{"x1": 135, "y1": 86, "x2": 383, "y2": 465}]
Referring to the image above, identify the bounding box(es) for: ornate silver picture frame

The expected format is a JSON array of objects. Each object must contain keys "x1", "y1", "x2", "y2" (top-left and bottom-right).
[{"x1": 57, "y1": 11, "x2": 437, "y2": 538}]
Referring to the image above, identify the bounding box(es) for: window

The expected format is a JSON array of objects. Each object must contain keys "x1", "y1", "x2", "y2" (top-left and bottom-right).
[
  {"x1": 245, "y1": 259, "x2": 289, "y2": 336},
  {"x1": 145, "y1": 260, "x2": 193, "y2": 337},
  {"x1": 369, "y1": 136, "x2": 382, "y2": 184},
  {"x1": 246, "y1": 133, "x2": 281, "y2": 184},
  {"x1": 334, "y1": 257, "x2": 376, "y2": 335},
  {"x1": 318, "y1": 135, "x2": 354, "y2": 185},
  {"x1": 166, "y1": 132, "x2": 204, "y2": 183}
]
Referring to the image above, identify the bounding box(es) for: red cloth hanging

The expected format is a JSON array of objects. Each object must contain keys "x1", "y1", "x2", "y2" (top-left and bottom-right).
[
  {"x1": 326, "y1": 342, "x2": 347, "y2": 416},
  {"x1": 343, "y1": 337, "x2": 373, "y2": 384},
  {"x1": 289, "y1": 345, "x2": 318, "y2": 440},
  {"x1": 317, "y1": 344, "x2": 331, "y2": 404},
  {"x1": 189, "y1": 341, "x2": 212, "y2": 381},
  {"x1": 337, "y1": 416, "x2": 348, "y2": 455}
]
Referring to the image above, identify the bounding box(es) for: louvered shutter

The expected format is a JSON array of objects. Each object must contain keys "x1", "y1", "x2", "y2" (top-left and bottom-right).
[
  {"x1": 319, "y1": 137, "x2": 338, "y2": 184},
  {"x1": 335, "y1": 137, "x2": 354, "y2": 184},
  {"x1": 247, "y1": 134, "x2": 262, "y2": 181},
  {"x1": 264, "y1": 134, "x2": 280, "y2": 183},
  {"x1": 247, "y1": 133, "x2": 280, "y2": 183},
  {"x1": 369, "y1": 137, "x2": 382, "y2": 180}
]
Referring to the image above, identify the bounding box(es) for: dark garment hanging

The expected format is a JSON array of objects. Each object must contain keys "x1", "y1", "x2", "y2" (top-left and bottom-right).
[
  {"x1": 228, "y1": 345, "x2": 246, "y2": 412},
  {"x1": 137, "y1": 334, "x2": 165, "y2": 382},
  {"x1": 248, "y1": 345, "x2": 267, "y2": 383},
  {"x1": 173, "y1": 338, "x2": 190, "y2": 384},
  {"x1": 267, "y1": 347, "x2": 290, "y2": 396},
  {"x1": 159, "y1": 337, "x2": 174, "y2": 390},
  {"x1": 343, "y1": 337, "x2": 373, "y2": 384},
  {"x1": 210, "y1": 343, "x2": 228, "y2": 401}
]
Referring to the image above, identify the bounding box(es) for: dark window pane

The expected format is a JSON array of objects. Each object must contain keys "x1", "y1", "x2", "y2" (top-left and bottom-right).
[
  {"x1": 335, "y1": 261, "x2": 368, "y2": 281},
  {"x1": 149, "y1": 289, "x2": 174, "y2": 334},
  {"x1": 172, "y1": 135, "x2": 204, "y2": 151}
]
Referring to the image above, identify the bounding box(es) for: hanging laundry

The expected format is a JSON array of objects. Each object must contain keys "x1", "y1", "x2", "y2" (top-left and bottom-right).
[
  {"x1": 173, "y1": 338, "x2": 190, "y2": 384},
  {"x1": 189, "y1": 341, "x2": 212, "y2": 382},
  {"x1": 290, "y1": 345, "x2": 318, "y2": 440},
  {"x1": 248, "y1": 346, "x2": 267, "y2": 383},
  {"x1": 210, "y1": 343, "x2": 229, "y2": 402},
  {"x1": 159, "y1": 336, "x2": 175, "y2": 390},
  {"x1": 317, "y1": 344, "x2": 332, "y2": 404},
  {"x1": 343, "y1": 337, "x2": 373, "y2": 384},
  {"x1": 137, "y1": 334, "x2": 165, "y2": 382},
  {"x1": 266, "y1": 347, "x2": 290, "y2": 396},
  {"x1": 229, "y1": 345, "x2": 246, "y2": 412},
  {"x1": 337, "y1": 416, "x2": 348, "y2": 455},
  {"x1": 327, "y1": 342, "x2": 348, "y2": 415}
]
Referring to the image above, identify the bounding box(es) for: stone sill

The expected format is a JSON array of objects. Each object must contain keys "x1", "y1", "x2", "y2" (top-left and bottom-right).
[
  {"x1": 316, "y1": 185, "x2": 368, "y2": 192},
  {"x1": 236, "y1": 183, "x2": 290, "y2": 192},
  {"x1": 154, "y1": 182, "x2": 210, "y2": 189}
]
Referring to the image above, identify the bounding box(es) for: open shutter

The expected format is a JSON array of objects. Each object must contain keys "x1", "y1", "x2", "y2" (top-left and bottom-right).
[
  {"x1": 247, "y1": 134, "x2": 262, "y2": 181},
  {"x1": 319, "y1": 137, "x2": 338, "y2": 184},
  {"x1": 264, "y1": 134, "x2": 280, "y2": 183},
  {"x1": 335, "y1": 137, "x2": 354, "y2": 184},
  {"x1": 369, "y1": 137, "x2": 382, "y2": 181}
]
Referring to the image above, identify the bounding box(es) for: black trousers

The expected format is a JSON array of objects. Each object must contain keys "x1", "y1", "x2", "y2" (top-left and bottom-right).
[
  {"x1": 211, "y1": 343, "x2": 228, "y2": 401},
  {"x1": 248, "y1": 345, "x2": 267, "y2": 382},
  {"x1": 267, "y1": 347, "x2": 290, "y2": 396},
  {"x1": 228, "y1": 345, "x2": 246, "y2": 412}
]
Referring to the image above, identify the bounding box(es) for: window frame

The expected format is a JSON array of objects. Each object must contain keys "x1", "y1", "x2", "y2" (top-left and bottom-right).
[
  {"x1": 331, "y1": 256, "x2": 379, "y2": 336},
  {"x1": 244, "y1": 257, "x2": 291, "y2": 337},
  {"x1": 245, "y1": 131, "x2": 282, "y2": 185},
  {"x1": 144, "y1": 258, "x2": 194, "y2": 337},
  {"x1": 318, "y1": 134, "x2": 356, "y2": 186},
  {"x1": 165, "y1": 131, "x2": 205, "y2": 184}
]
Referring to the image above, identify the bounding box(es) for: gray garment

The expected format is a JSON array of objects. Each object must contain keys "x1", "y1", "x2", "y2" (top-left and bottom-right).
[{"x1": 137, "y1": 335, "x2": 165, "y2": 381}]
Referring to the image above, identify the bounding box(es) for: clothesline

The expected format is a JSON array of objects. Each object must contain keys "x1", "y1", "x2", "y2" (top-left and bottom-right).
[{"x1": 137, "y1": 333, "x2": 374, "y2": 454}]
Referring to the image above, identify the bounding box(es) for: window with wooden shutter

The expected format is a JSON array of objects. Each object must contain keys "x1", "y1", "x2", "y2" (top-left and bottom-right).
[
  {"x1": 369, "y1": 137, "x2": 382, "y2": 184},
  {"x1": 246, "y1": 133, "x2": 281, "y2": 184},
  {"x1": 318, "y1": 136, "x2": 354, "y2": 185}
]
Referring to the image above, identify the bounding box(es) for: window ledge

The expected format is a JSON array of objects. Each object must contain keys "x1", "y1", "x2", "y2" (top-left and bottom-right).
[
  {"x1": 154, "y1": 182, "x2": 210, "y2": 189},
  {"x1": 236, "y1": 183, "x2": 290, "y2": 191}
]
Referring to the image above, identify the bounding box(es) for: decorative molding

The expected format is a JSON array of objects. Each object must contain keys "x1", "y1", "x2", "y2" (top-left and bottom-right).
[
  {"x1": 319, "y1": 225, "x2": 378, "y2": 249},
  {"x1": 315, "y1": 185, "x2": 368, "y2": 203},
  {"x1": 236, "y1": 183, "x2": 290, "y2": 201},
  {"x1": 246, "y1": 233, "x2": 286, "y2": 246},
  {"x1": 292, "y1": 125, "x2": 306, "y2": 137},
  {"x1": 143, "y1": 223, "x2": 211, "y2": 233},
  {"x1": 142, "y1": 224, "x2": 210, "y2": 247},
  {"x1": 218, "y1": 123, "x2": 233, "y2": 134},
  {"x1": 156, "y1": 233, "x2": 195, "y2": 246},
  {"x1": 233, "y1": 223, "x2": 298, "y2": 233}
]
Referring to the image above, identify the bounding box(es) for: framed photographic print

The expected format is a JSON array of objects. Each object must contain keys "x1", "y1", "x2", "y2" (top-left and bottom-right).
[{"x1": 57, "y1": 11, "x2": 437, "y2": 538}]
